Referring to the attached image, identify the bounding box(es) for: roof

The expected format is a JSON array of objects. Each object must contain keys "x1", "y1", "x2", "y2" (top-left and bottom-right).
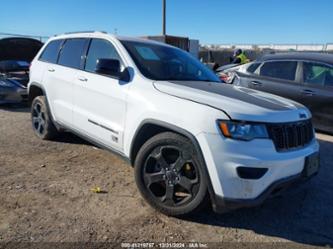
[
  {"x1": 50, "y1": 31, "x2": 171, "y2": 47},
  {"x1": 260, "y1": 52, "x2": 333, "y2": 65},
  {"x1": 117, "y1": 35, "x2": 171, "y2": 46}
]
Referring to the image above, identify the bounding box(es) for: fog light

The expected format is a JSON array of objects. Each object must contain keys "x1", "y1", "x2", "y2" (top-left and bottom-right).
[{"x1": 237, "y1": 167, "x2": 268, "y2": 180}]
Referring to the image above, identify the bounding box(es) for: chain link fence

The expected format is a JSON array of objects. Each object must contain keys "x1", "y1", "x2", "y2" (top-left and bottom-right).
[{"x1": 200, "y1": 43, "x2": 333, "y2": 66}]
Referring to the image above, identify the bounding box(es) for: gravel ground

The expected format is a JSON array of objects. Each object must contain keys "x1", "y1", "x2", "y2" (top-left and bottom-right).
[{"x1": 0, "y1": 105, "x2": 332, "y2": 248}]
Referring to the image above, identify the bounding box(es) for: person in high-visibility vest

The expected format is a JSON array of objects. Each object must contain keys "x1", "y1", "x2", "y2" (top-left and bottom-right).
[{"x1": 232, "y1": 49, "x2": 250, "y2": 64}]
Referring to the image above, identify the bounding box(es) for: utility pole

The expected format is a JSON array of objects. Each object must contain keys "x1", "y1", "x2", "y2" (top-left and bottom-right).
[{"x1": 162, "y1": 0, "x2": 166, "y2": 35}]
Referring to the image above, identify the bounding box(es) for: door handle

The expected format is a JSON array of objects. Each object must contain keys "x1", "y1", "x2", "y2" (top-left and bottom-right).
[
  {"x1": 48, "y1": 68, "x2": 55, "y2": 72},
  {"x1": 78, "y1": 76, "x2": 88, "y2": 82},
  {"x1": 301, "y1": 89, "x2": 315, "y2": 96},
  {"x1": 251, "y1": 81, "x2": 262, "y2": 86}
]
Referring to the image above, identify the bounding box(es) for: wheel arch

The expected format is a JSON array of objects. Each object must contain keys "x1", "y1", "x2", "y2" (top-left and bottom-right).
[
  {"x1": 28, "y1": 83, "x2": 61, "y2": 131},
  {"x1": 129, "y1": 119, "x2": 219, "y2": 210},
  {"x1": 129, "y1": 119, "x2": 199, "y2": 166},
  {"x1": 28, "y1": 82, "x2": 46, "y2": 104}
]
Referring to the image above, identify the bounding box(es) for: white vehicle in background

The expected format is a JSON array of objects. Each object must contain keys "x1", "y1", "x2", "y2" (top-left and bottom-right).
[
  {"x1": 215, "y1": 63, "x2": 243, "y2": 83},
  {"x1": 28, "y1": 31, "x2": 319, "y2": 216}
]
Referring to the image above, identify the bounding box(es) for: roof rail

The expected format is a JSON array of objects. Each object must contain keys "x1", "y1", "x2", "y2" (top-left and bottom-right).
[
  {"x1": 55, "y1": 31, "x2": 107, "y2": 36},
  {"x1": 64, "y1": 31, "x2": 107, "y2": 34}
]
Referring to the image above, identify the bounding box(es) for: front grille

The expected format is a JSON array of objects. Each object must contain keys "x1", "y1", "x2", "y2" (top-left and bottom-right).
[{"x1": 267, "y1": 119, "x2": 314, "y2": 152}]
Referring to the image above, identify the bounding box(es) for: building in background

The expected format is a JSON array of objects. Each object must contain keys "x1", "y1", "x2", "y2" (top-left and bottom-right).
[{"x1": 142, "y1": 35, "x2": 199, "y2": 58}]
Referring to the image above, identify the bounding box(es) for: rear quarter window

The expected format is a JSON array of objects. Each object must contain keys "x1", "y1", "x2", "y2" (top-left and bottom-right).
[{"x1": 39, "y1": 40, "x2": 63, "y2": 64}]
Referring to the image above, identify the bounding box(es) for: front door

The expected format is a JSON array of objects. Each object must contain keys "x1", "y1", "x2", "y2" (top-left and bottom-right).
[
  {"x1": 73, "y1": 38, "x2": 129, "y2": 151},
  {"x1": 247, "y1": 60, "x2": 302, "y2": 103}
]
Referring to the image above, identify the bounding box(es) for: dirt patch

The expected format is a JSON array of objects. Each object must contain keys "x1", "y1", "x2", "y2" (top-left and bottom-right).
[{"x1": 0, "y1": 106, "x2": 332, "y2": 247}]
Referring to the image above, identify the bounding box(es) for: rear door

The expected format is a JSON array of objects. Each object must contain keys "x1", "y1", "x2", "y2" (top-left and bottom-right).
[
  {"x1": 73, "y1": 38, "x2": 129, "y2": 151},
  {"x1": 300, "y1": 61, "x2": 333, "y2": 132},
  {"x1": 45, "y1": 38, "x2": 89, "y2": 126},
  {"x1": 34, "y1": 39, "x2": 63, "y2": 93},
  {"x1": 247, "y1": 60, "x2": 302, "y2": 102}
]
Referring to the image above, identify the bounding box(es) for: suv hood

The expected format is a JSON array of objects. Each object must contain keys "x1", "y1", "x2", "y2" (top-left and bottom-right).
[
  {"x1": 153, "y1": 81, "x2": 310, "y2": 123},
  {"x1": 0, "y1": 37, "x2": 43, "y2": 62}
]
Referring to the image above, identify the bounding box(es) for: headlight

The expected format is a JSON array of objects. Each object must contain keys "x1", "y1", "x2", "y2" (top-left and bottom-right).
[
  {"x1": 218, "y1": 120, "x2": 269, "y2": 141},
  {"x1": 0, "y1": 80, "x2": 14, "y2": 87}
]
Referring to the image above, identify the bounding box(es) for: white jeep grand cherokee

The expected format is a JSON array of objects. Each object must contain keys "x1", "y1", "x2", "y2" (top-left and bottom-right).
[{"x1": 28, "y1": 32, "x2": 320, "y2": 216}]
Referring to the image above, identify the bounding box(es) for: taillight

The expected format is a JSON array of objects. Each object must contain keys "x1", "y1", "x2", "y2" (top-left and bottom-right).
[
  {"x1": 218, "y1": 72, "x2": 235, "y2": 84},
  {"x1": 218, "y1": 73, "x2": 230, "y2": 83}
]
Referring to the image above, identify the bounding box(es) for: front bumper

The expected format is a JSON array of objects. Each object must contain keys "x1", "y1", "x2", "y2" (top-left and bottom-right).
[
  {"x1": 0, "y1": 86, "x2": 28, "y2": 104},
  {"x1": 215, "y1": 168, "x2": 317, "y2": 212},
  {"x1": 196, "y1": 132, "x2": 320, "y2": 212}
]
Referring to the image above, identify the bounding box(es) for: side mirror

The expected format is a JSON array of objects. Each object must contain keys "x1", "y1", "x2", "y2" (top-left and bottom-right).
[{"x1": 95, "y1": 59, "x2": 121, "y2": 78}]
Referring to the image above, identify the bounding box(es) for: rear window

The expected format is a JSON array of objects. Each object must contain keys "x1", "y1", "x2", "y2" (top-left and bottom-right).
[
  {"x1": 260, "y1": 61, "x2": 297, "y2": 81},
  {"x1": 58, "y1": 39, "x2": 87, "y2": 69},
  {"x1": 39, "y1": 40, "x2": 63, "y2": 64}
]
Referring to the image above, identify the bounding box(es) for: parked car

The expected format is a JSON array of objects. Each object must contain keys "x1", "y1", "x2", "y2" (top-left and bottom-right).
[
  {"x1": 219, "y1": 53, "x2": 333, "y2": 133},
  {"x1": 28, "y1": 32, "x2": 319, "y2": 216},
  {"x1": 0, "y1": 37, "x2": 43, "y2": 104},
  {"x1": 215, "y1": 63, "x2": 241, "y2": 83}
]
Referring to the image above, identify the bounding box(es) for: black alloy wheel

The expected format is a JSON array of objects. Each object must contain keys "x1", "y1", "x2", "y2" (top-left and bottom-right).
[
  {"x1": 31, "y1": 96, "x2": 59, "y2": 140},
  {"x1": 143, "y1": 145, "x2": 200, "y2": 206},
  {"x1": 135, "y1": 132, "x2": 208, "y2": 216},
  {"x1": 32, "y1": 101, "x2": 46, "y2": 136}
]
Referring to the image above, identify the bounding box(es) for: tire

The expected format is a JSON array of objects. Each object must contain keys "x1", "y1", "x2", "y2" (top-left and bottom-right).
[
  {"x1": 31, "y1": 96, "x2": 59, "y2": 140},
  {"x1": 134, "y1": 132, "x2": 208, "y2": 216}
]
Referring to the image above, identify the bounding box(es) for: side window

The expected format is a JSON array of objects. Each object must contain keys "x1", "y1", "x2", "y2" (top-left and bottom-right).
[
  {"x1": 39, "y1": 40, "x2": 63, "y2": 63},
  {"x1": 260, "y1": 61, "x2": 297, "y2": 81},
  {"x1": 85, "y1": 39, "x2": 121, "y2": 73},
  {"x1": 303, "y1": 62, "x2": 333, "y2": 87},
  {"x1": 247, "y1": 62, "x2": 260, "y2": 74},
  {"x1": 58, "y1": 39, "x2": 87, "y2": 69}
]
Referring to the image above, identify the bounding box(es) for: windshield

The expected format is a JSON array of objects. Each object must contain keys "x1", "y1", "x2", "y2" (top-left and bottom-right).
[{"x1": 121, "y1": 40, "x2": 220, "y2": 82}]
